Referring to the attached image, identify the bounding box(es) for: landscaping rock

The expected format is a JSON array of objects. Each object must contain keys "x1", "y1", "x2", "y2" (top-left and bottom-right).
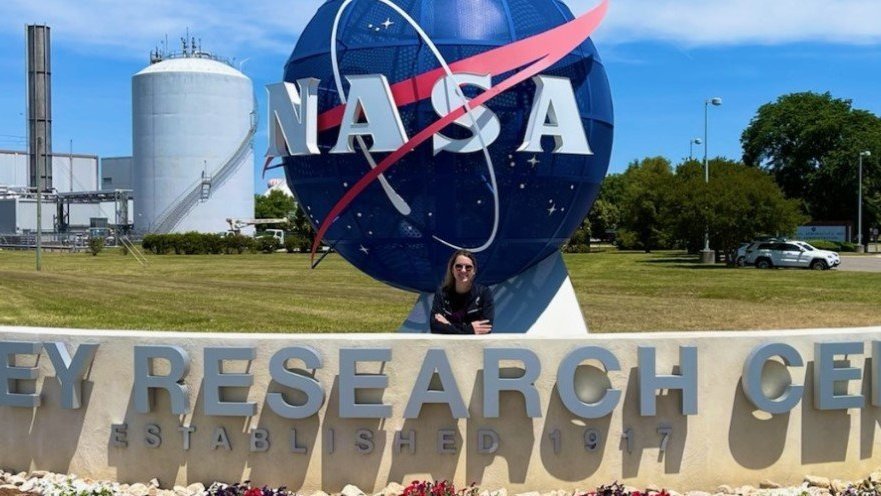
[
  {"x1": 310, "y1": 491, "x2": 330, "y2": 496},
  {"x1": 759, "y1": 481, "x2": 781, "y2": 489},
  {"x1": 375, "y1": 482, "x2": 405, "y2": 496},
  {"x1": 148, "y1": 478, "x2": 161, "y2": 488},
  {"x1": 805, "y1": 476, "x2": 831, "y2": 489},
  {"x1": 341, "y1": 484, "x2": 366, "y2": 496},
  {"x1": 186, "y1": 482, "x2": 205, "y2": 494},
  {"x1": 830, "y1": 480, "x2": 849, "y2": 494},
  {"x1": 27, "y1": 473, "x2": 48, "y2": 480},
  {"x1": 6, "y1": 477, "x2": 25, "y2": 487},
  {"x1": 686, "y1": 491, "x2": 712, "y2": 496},
  {"x1": 515, "y1": 491, "x2": 541, "y2": 496},
  {"x1": 716, "y1": 485, "x2": 734, "y2": 494},
  {"x1": 129, "y1": 482, "x2": 149, "y2": 496}
]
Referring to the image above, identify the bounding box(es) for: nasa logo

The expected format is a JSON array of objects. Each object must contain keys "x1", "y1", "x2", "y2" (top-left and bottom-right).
[{"x1": 266, "y1": 0, "x2": 613, "y2": 293}]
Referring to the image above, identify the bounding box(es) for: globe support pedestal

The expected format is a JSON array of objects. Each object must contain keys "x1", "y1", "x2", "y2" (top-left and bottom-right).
[{"x1": 399, "y1": 252, "x2": 588, "y2": 336}]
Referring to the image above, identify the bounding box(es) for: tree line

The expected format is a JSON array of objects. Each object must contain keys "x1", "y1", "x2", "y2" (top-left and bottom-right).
[{"x1": 570, "y1": 91, "x2": 881, "y2": 256}]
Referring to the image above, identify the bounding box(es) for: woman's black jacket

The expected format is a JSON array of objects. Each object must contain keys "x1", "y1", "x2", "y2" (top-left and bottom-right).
[{"x1": 429, "y1": 284, "x2": 494, "y2": 334}]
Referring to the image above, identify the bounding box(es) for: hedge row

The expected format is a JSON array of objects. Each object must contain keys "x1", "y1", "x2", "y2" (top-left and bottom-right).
[
  {"x1": 140, "y1": 232, "x2": 315, "y2": 255},
  {"x1": 804, "y1": 239, "x2": 858, "y2": 252},
  {"x1": 141, "y1": 233, "x2": 257, "y2": 255}
]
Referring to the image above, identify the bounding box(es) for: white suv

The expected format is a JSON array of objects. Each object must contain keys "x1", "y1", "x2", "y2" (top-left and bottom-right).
[{"x1": 745, "y1": 241, "x2": 840, "y2": 270}]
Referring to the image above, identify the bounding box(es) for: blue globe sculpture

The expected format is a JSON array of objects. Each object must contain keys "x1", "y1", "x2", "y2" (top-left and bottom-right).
[{"x1": 282, "y1": 0, "x2": 613, "y2": 293}]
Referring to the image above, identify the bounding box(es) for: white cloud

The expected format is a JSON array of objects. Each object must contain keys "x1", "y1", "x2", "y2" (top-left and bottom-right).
[
  {"x1": 2, "y1": 0, "x2": 324, "y2": 59},
  {"x1": 574, "y1": 0, "x2": 881, "y2": 46},
  {"x1": 4, "y1": 0, "x2": 881, "y2": 60}
]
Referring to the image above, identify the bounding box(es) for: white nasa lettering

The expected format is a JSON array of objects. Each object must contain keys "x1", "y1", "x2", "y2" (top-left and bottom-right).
[
  {"x1": 518, "y1": 75, "x2": 593, "y2": 155},
  {"x1": 430, "y1": 73, "x2": 500, "y2": 155},
  {"x1": 266, "y1": 78, "x2": 320, "y2": 156},
  {"x1": 265, "y1": 73, "x2": 591, "y2": 159},
  {"x1": 330, "y1": 74, "x2": 409, "y2": 154}
]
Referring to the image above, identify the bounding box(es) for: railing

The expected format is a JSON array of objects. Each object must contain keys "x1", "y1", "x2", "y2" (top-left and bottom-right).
[
  {"x1": 151, "y1": 115, "x2": 257, "y2": 233},
  {"x1": 118, "y1": 235, "x2": 149, "y2": 266}
]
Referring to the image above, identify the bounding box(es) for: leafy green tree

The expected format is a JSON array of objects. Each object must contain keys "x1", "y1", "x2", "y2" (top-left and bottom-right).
[
  {"x1": 617, "y1": 157, "x2": 675, "y2": 252},
  {"x1": 741, "y1": 91, "x2": 881, "y2": 238},
  {"x1": 670, "y1": 159, "x2": 807, "y2": 258},
  {"x1": 587, "y1": 198, "x2": 619, "y2": 243},
  {"x1": 254, "y1": 190, "x2": 297, "y2": 231}
]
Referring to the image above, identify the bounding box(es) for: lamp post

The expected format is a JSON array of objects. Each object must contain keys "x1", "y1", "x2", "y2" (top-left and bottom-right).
[
  {"x1": 857, "y1": 150, "x2": 871, "y2": 253},
  {"x1": 700, "y1": 97, "x2": 723, "y2": 264},
  {"x1": 689, "y1": 138, "x2": 702, "y2": 161}
]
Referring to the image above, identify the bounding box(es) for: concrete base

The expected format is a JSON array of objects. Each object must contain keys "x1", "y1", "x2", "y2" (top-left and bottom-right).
[
  {"x1": 2, "y1": 326, "x2": 881, "y2": 492},
  {"x1": 399, "y1": 252, "x2": 587, "y2": 336},
  {"x1": 699, "y1": 249, "x2": 715, "y2": 264},
  {"x1": 857, "y1": 245, "x2": 866, "y2": 253}
]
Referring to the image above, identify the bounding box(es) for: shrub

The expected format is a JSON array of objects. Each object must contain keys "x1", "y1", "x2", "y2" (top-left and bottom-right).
[
  {"x1": 257, "y1": 235, "x2": 280, "y2": 254},
  {"x1": 804, "y1": 239, "x2": 857, "y2": 252},
  {"x1": 284, "y1": 234, "x2": 306, "y2": 253},
  {"x1": 224, "y1": 234, "x2": 256, "y2": 254},
  {"x1": 804, "y1": 239, "x2": 838, "y2": 251},
  {"x1": 88, "y1": 237, "x2": 104, "y2": 256}
]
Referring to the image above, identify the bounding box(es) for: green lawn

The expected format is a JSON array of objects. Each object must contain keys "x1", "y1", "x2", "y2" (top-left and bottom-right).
[{"x1": 0, "y1": 249, "x2": 878, "y2": 333}]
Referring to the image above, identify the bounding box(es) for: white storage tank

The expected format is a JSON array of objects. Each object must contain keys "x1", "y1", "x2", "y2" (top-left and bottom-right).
[{"x1": 132, "y1": 50, "x2": 254, "y2": 234}]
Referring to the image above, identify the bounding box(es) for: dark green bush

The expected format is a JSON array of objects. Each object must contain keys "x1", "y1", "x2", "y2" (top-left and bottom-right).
[
  {"x1": 804, "y1": 239, "x2": 856, "y2": 252},
  {"x1": 88, "y1": 237, "x2": 104, "y2": 256},
  {"x1": 804, "y1": 239, "x2": 838, "y2": 251},
  {"x1": 142, "y1": 233, "x2": 263, "y2": 255},
  {"x1": 257, "y1": 235, "x2": 280, "y2": 254},
  {"x1": 224, "y1": 234, "x2": 256, "y2": 254},
  {"x1": 284, "y1": 235, "x2": 304, "y2": 253}
]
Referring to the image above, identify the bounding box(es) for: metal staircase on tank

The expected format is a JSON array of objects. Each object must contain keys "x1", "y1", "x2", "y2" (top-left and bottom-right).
[{"x1": 151, "y1": 114, "x2": 256, "y2": 233}]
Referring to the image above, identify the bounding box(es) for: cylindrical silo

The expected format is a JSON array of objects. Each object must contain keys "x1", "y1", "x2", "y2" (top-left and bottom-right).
[{"x1": 132, "y1": 53, "x2": 254, "y2": 234}]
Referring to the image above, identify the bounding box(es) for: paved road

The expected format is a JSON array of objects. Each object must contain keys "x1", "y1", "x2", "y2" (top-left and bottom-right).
[{"x1": 838, "y1": 254, "x2": 881, "y2": 272}]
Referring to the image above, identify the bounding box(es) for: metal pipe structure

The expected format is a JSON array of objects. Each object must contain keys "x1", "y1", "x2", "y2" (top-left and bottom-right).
[
  {"x1": 701, "y1": 97, "x2": 722, "y2": 263},
  {"x1": 26, "y1": 25, "x2": 52, "y2": 192}
]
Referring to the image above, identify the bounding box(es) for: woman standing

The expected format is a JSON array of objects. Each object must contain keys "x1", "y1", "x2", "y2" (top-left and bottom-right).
[{"x1": 430, "y1": 250, "x2": 494, "y2": 334}]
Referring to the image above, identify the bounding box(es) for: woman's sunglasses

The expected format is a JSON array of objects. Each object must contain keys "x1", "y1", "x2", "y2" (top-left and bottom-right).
[{"x1": 454, "y1": 263, "x2": 474, "y2": 272}]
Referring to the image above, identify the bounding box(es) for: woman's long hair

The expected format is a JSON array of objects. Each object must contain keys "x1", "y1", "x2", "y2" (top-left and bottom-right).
[{"x1": 442, "y1": 249, "x2": 477, "y2": 292}]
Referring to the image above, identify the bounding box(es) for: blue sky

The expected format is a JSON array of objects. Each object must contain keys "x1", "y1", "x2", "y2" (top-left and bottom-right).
[{"x1": 1, "y1": 0, "x2": 880, "y2": 193}]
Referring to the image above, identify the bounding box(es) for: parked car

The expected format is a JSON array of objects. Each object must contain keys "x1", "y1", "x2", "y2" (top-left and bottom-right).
[
  {"x1": 733, "y1": 238, "x2": 783, "y2": 266},
  {"x1": 744, "y1": 241, "x2": 840, "y2": 270}
]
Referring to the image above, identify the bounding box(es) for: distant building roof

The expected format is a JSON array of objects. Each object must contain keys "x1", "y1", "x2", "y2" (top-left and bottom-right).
[{"x1": 264, "y1": 178, "x2": 293, "y2": 198}]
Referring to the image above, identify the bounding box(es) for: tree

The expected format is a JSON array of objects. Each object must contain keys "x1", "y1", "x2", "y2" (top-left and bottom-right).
[
  {"x1": 616, "y1": 157, "x2": 675, "y2": 252},
  {"x1": 741, "y1": 91, "x2": 881, "y2": 236},
  {"x1": 670, "y1": 159, "x2": 807, "y2": 258},
  {"x1": 255, "y1": 190, "x2": 296, "y2": 220},
  {"x1": 587, "y1": 173, "x2": 623, "y2": 242}
]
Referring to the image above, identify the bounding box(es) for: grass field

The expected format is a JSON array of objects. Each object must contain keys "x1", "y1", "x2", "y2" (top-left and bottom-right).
[{"x1": 0, "y1": 248, "x2": 879, "y2": 333}]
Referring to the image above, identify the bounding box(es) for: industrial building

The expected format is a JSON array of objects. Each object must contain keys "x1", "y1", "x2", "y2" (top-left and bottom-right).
[{"x1": 1, "y1": 26, "x2": 257, "y2": 245}]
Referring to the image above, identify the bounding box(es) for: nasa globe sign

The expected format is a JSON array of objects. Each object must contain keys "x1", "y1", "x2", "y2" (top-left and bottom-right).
[{"x1": 267, "y1": 0, "x2": 612, "y2": 293}]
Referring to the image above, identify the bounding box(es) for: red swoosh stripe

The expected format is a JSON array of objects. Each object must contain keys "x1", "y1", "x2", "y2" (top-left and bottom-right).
[{"x1": 311, "y1": 0, "x2": 609, "y2": 260}]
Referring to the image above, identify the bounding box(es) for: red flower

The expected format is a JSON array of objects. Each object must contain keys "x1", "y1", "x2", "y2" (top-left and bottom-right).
[{"x1": 244, "y1": 488, "x2": 263, "y2": 496}]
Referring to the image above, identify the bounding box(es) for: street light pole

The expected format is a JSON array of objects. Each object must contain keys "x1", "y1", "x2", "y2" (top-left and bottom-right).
[
  {"x1": 700, "y1": 97, "x2": 722, "y2": 264},
  {"x1": 858, "y1": 150, "x2": 871, "y2": 252},
  {"x1": 689, "y1": 138, "x2": 702, "y2": 161}
]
